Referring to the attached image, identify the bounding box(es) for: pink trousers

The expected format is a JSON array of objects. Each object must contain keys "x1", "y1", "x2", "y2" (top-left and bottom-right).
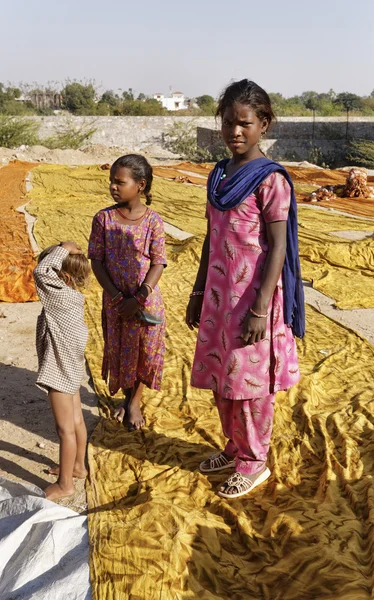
[{"x1": 215, "y1": 393, "x2": 276, "y2": 476}]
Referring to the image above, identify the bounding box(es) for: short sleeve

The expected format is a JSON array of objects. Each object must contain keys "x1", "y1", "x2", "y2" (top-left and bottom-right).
[
  {"x1": 257, "y1": 172, "x2": 291, "y2": 223},
  {"x1": 149, "y1": 214, "x2": 167, "y2": 267},
  {"x1": 88, "y1": 212, "x2": 105, "y2": 261}
]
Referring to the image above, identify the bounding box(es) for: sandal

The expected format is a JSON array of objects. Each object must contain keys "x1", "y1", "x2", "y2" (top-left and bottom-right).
[
  {"x1": 200, "y1": 452, "x2": 236, "y2": 473},
  {"x1": 218, "y1": 467, "x2": 271, "y2": 499}
]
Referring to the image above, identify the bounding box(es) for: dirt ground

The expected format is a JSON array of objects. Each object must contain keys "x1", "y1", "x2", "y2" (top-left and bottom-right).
[{"x1": 1, "y1": 149, "x2": 374, "y2": 513}]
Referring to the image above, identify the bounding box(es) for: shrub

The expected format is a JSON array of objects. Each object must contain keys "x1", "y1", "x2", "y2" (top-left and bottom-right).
[
  {"x1": 0, "y1": 116, "x2": 40, "y2": 147},
  {"x1": 346, "y1": 139, "x2": 374, "y2": 169},
  {"x1": 43, "y1": 118, "x2": 96, "y2": 150},
  {"x1": 165, "y1": 120, "x2": 230, "y2": 162}
]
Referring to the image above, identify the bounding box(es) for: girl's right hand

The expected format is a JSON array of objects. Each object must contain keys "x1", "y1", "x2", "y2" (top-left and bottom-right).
[
  {"x1": 186, "y1": 296, "x2": 203, "y2": 330},
  {"x1": 61, "y1": 241, "x2": 82, "y2": 254},
  {"x1": 118, "y1": 297, "x2": 141, "y2": 319}
]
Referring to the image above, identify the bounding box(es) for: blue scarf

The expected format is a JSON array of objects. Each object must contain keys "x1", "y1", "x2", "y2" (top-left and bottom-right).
[{"x1": 208, "y1": 157, "x2": 305, "y2": 338}]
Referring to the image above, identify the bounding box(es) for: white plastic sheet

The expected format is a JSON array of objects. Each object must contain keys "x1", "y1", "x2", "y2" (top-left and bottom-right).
[{"x1": 0, "y1": 477, "x2": 91, "y2": 600}]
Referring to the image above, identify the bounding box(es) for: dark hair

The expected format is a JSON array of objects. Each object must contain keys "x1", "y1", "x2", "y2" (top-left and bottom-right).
[
  {"x1": 38, "y1": 246, "x2": 90, "y2": 290},
  {"x1": 111, "y1": 154, "x2": 153, "y2": 205},
  {"x1": 216, "y1": 79, "x2": 275, "y2": 129}
]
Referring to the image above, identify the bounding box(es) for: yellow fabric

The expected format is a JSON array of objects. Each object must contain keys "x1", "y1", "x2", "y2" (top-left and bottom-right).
[
  {"x1": 0, "y1": 161, "x2": 38, "y2": 302},
  {"x1": 27, "y1": 164, "x2": 374, "y2": 599}
]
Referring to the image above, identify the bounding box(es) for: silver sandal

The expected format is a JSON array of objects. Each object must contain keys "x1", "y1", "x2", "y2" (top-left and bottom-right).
[
  {"x1": 218, "y1": 467, "x2": 271, "y2": 499},
  {"x1": 200, "y1": 452, "x2": 235, "y2": 473}
]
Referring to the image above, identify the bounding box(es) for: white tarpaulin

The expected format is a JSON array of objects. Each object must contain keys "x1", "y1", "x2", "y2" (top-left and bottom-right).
[{"x1": 0, "y1": 477, "x2": 91, "y2": 600}]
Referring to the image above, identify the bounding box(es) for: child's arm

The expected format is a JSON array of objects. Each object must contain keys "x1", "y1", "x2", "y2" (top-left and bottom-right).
[
  {"x1": 242, "y1": 173, "x2": 290, "y2": 345},
  {"x1": 34, "y1": 241, "x2": 82, "y2": 298},
  {"x1": 91, "y1": 260, "x2": 120, "y2": 299},
  {"x1": 186, "y1": 219, "x2": 210, "y2": 330},
  {"x1": 136, "y1": 214, "x2": 167, "y2": 301},
  {"x1": 33, "y1": 245, "x2": 69, "y2": 292}
]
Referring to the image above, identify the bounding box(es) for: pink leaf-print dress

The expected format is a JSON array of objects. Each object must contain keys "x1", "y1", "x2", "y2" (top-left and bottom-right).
[{"x1": 191, "y1": 172, "x2": 300, "y2": 400}]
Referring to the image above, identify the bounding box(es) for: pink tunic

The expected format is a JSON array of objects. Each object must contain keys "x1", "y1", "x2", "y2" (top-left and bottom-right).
[
  {"x1": 191, "y1": 172, "x2": 300, "y2": 400},
  {"x1": 88, "y1": 207, "x2": 166, "y2": 394}
]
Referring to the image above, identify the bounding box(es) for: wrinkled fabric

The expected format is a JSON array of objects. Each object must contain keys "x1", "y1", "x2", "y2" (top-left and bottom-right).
[
  {"x1": 26, "y1": 163, "x2": 374, "y2": 600},
  {"x1": 0, "y1": 161, "x2": 38, "y2": 302}
]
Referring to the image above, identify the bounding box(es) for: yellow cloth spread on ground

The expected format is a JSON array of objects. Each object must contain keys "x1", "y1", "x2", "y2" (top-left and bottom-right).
[
  {"x1": 0, "y1": 161, "x2": 38, "y2": 302},
  {"x1": 27, "y1": 164, "x2": 374, "y2": 599}
]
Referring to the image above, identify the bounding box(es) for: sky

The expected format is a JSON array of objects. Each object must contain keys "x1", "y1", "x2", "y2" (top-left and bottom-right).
[{"x1": 1, "y1": 0, "x2": 373, "y2": 99}]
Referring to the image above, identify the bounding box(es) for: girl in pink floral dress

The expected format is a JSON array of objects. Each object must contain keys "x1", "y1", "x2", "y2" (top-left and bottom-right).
[
  {"x1": 186, "y1": 80, "x2": 305, "y2": 499},
  {"x1": 89, "y1": 155, "x2": 167, "y2": 430}
]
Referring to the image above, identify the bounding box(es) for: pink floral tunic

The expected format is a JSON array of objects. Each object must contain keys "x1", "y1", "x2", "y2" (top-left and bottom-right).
[
  {"x1": 88, "y1": 207, "x2": 166, "y2": 394},
  {"x1": 191, "y1": 172, "x2": 300, "y2": 400}
]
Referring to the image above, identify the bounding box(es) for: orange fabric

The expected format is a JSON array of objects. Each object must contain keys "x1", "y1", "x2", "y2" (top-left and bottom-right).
[
  {"x1": 0, "y1": 161, "x2": 38, "y2": 302},
  {"x1": 153, "y1": 167, "x2": 205, "y2": 186}
]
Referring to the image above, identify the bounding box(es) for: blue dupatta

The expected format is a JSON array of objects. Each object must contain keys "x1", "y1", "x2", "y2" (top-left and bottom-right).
[{"x1": 207, "y1": 157, "x2": 305, "y2": 338}]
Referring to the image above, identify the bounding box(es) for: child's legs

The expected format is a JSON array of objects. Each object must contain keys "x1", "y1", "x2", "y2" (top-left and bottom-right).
[
  {"x1": 48, "y1": 389, "x2": 76, "y2": 490},
  {"x1": 232, "y1": 394, "x2": 276, "y2": 476},
  {"x1": 214, "y1": 393, "x2": 237, "y2": 458},
  {"x1": 72, "y1": 390, "x2": 87, "y2": 472},
  {"x1": 128, "y1": 380, "x2": 145, "y2": 429}
]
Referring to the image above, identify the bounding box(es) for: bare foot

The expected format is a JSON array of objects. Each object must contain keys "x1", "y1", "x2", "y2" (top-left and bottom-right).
[
  {"x1": 48, "y1": 465, "x2": 88, "y2": 479},
  {"x1": 127, "y1": 401, "x2": 145, "y2": 430},
  {"x1": 44, "y1": 482, "x2": 75, "y2": 501},
  {"x1": 113, "y1": 397, "x2": 130, "y2": 423}
]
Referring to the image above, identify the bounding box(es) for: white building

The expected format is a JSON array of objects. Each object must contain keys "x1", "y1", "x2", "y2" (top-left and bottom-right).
[{"x1": 153, "y1": 91, "x2": 188, "y2": 111}]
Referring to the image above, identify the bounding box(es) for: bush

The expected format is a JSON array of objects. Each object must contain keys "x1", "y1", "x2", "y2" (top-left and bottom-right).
[
  {"x1": 0, "y1": 116, "x2": 40, "y2": 147},
  {"x1": 43, "y1": 118, "x2": 97, "y2": 150},
  {"x1": 61, "y1": 82, "x2": 96, "y2": 114},
  {"x1": 346, "y1": 139, "x2": 374, "y2": 169},
  {"x1": 165, "y1": 120, "x2": 230, "y2": 162}
]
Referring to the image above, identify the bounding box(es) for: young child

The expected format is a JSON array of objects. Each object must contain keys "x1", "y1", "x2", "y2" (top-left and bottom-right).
[
  {"x1": 34, "y1": 241, "x2": 90, "y2": 501},
  {"x1": 186, "y1": 79, "x2": 305, "y2": 499},
  {"x1": 88, "y1": 154, "x2": 167, "y2": 430}
]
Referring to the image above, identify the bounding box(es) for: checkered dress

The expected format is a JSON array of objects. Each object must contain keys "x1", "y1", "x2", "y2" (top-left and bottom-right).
[{"x1": 33, "y1": 246, "x2": 88, "y2": 395}]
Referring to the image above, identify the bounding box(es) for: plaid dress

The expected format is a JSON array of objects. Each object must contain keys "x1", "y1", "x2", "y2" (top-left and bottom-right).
[{"x1": 33, "y1": 246, "x2": 88, "y2": 395}]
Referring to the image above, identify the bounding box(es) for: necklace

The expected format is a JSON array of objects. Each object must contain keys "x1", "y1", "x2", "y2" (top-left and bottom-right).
[
  {"x1": 220, "y1": 173, "x2": 227, "y2": 180},
  {"x1": 116, "y1": 207, "x2": 148, "y2": 221}
]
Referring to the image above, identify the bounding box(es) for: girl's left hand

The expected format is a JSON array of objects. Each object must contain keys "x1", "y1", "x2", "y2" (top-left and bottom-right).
[
  {"x1": 241, "y1": 314, "x2": 267, "y2": 346},
  {"x1": 117, "y1": 297, "x2": 141, "y2": 319}
]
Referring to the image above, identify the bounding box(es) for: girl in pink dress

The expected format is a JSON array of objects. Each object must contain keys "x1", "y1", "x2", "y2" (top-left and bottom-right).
[
  {"x1": 186, "y1": 80, "x2": 305, "y2": 499},
  {"x1": 89, "y1": 155, "x2": 167, "y2": 430}
]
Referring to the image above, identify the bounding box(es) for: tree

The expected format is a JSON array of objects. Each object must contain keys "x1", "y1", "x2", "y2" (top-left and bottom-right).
[
  {"x1": 302, "y1": 92, "x2": 320, "y2": 140},
  {"x1": 195, "y1": 94, "x2": 216, "y2": 115},
  {"x1": 100, "y1": 90, "x2": 119, "y2": 108},
  {"x1": 61, "y1": 82, "x2": 96, "y2": 114},
  {"x1": 122, "y1": 88, "x2": 134, "y2": 101},
  {"x1": 333, "y1": 92, "x2": 362, "y2": 138}
]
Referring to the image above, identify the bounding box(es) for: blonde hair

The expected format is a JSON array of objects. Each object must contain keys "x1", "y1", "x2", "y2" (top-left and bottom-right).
[{"x1": 38, "y1": 245, "x2": 90, "y2": 290}]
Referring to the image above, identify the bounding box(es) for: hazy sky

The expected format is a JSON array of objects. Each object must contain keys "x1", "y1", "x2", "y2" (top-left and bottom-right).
[{"x1": 1, "y1": 0, "x2": 373, "y2": 98}]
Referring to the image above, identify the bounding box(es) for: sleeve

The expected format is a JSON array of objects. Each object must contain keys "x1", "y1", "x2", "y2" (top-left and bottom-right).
[
  {"x1": 88, "y1": 212, "x2": 105, "y2": 261},
  {"x1": 257, "y1": 172, "x2": 291, "y2": 223},
  {"x1": 33, "y1": 246, "x2": 69, "y2": 293},
  {"x1": 149, "y1": 214, "x2": 167, "y2": 267}
]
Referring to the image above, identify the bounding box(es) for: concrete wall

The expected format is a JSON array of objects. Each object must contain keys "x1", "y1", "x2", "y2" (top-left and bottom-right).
[
  {"x1": 30, "y1": 115, "x2": 374, "y2": 162},
  {"x1": 34, "y1": 116, "x2": 219, "y2": 156},
  {"x1": 197, "y1": 117, "x2": 374, "y2": 164}
]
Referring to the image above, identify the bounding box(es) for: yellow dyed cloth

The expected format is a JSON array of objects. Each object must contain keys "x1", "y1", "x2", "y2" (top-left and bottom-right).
[{"x1": 27, "y1": 164, "x2": 374, "y2": 599}]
